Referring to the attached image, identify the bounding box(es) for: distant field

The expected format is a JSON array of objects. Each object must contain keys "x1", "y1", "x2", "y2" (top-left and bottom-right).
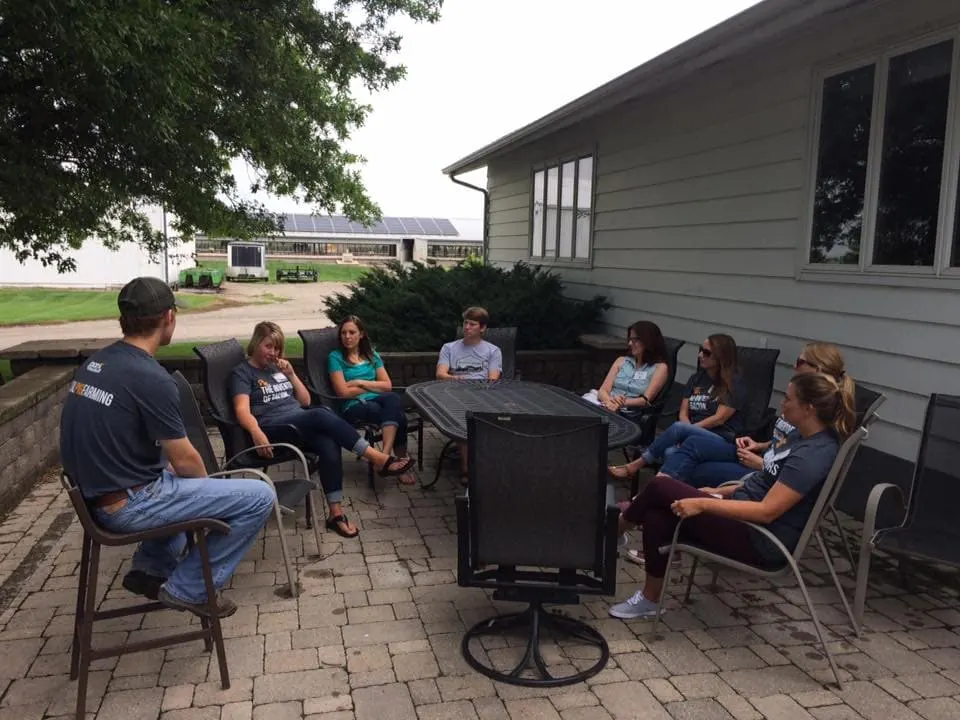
[
  {"x1": 0, "y1": 288, "x2": 222, "y2": 326},
  {"x1": 157, "y1": 336, "x2": 305, "y2": 359},
  {"x1": 195, "y1": 258, "x2": 369, "y2": 284}
]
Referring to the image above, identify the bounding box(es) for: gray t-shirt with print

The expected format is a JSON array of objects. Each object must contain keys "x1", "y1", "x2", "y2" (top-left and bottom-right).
[
  {"x1": 229, "y1": 361, "x2": 304, "y2": 426},
  {"x1": 438, "y1": 339, "x2": 503, "y2": 380},
  {"x1": 733, "y1": 430, "x2": 839, "y2": 563}
]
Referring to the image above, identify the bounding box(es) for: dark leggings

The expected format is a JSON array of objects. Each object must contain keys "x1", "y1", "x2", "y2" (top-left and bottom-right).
[
  {"x1": 342, "y1": 392, "x2": 408, "y2": 450},
  {"x1": 263, "y1": 407, "x2": 369, "y2": 504},
  {"x1": 622, "y1": 474, "x2": 763, "y2": 577}
]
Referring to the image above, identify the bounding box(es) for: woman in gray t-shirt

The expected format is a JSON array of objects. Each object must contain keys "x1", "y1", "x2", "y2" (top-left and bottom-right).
[{"x1": 608, "y1": 371, "x2": 855, "y2": 621}]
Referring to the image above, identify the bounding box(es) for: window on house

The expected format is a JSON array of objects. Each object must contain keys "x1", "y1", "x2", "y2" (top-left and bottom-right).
[
  {"x1": 808, "y1": 36, "x2": 960, "y2": 273},
  {"x1": 530, "y1": 154, "x2": 594, "y2": 260}
]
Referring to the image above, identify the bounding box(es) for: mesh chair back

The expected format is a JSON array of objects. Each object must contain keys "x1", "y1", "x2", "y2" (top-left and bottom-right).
[
  {"x1": 467, "y1": 412, "x2": 607, "y2": 571},
  {"x1": 455, "y1": 326, "x2": 518, "y2": 380},
  {"x1": 899, "y1": 394, "x2": 960, "y2": 535},
  {"x1": 298, "y1": 328, "x2": 341, "y2": 407},
  {"x1": 854, "y1": 383, "x2": 886, "y2": 429},
  {"x1": 736, "y1": 347, "x2": 781, "y2": 434},
  {"x1": 791, "y1": 426, "x2": 867, "y2": 560},
  {"x1": 193, "y1": 339, "x2": 249, "y2": 461},
  {"x1": 171, "y1": 370, "x2": 221, "y2": 475},
  {"x1": 656, "y1": 337, "x2": 685, "y2": 406}
]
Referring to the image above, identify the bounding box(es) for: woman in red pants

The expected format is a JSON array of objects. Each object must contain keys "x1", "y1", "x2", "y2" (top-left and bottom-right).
[{"x1": 609, "y1": 371, "x2": 855, "y2": 620}]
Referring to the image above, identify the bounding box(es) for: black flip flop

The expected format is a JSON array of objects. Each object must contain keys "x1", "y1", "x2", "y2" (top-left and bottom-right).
[
  {"x1": 325, "y1": 514, "x2": 359, "y2": 539},
  {"x1": 379, "y1": 455, "x2": 415, "y2": 478}
]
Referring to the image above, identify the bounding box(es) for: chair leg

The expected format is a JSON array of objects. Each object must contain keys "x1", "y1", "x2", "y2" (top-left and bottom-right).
[
  {"x1": 306, "y1": 489, "x2": 324, "y2": 560},
  {"x1": 70, "y1": 533, "x2": 92, "y2": 681},
  {"x1": 271, "y1": 498, "x2": 299, "y2": 597},
  {"x1": 654, "y1": 544, "x2": 681, "y2": 627},
  {"x1": 416, "y1": 420, "x2": 424, "y2": 470},
  {"x1": 828, "y1": 507, "x2": 857, "y2": 571},
  {"x1": 683, "y1": 557, "x2": 698, "y2": 603},
  {"x1": 75, "y1": 540, "x2": 101, "y2": 720},
  {"x1": 423, "y1": 439, "x2": 454, "y2": 490},
  {"x1": 196, "y1": 531, "x2": 230, "y2": 690},
  {"x1": 783, "y1": 551, "x2": 843, "y2": 689},
  {"x1": 815, "y1": 532, "x2": 860, "y2": 638}
]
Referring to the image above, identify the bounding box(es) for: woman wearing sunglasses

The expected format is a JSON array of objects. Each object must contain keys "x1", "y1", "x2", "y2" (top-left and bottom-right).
[
  {"x1": 685, "y1": 342, "x2": 855, "y2": 487},
  {"x1": 609, "y1": 334, "x2": 744, "y2": 482}
]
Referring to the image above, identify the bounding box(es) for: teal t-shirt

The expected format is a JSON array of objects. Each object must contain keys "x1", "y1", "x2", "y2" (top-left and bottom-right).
[{"x1": 327, "y1": 349, "x2": 384, "y2": 409}]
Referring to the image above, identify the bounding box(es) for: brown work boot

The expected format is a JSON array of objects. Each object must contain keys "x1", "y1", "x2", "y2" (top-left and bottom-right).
[{"x1": 158, "y1": 586, "x2": 237, "y2": 619}]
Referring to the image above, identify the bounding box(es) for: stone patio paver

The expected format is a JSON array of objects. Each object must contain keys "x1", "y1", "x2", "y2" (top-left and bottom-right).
[{"x1": 0, "y1": 428, "x2": 957, "y2": 718}]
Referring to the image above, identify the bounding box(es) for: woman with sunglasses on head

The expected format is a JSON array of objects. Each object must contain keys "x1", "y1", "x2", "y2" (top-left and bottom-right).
[
  {"x1": 585, "y1": 321, "x2": 670, "y2": 416},
  {"x1": 609, "y1": 334, "x2": 745, "y2": 482},
  {"x1": 608, "y1": 372, "x2": 855, "y2": 620},
  {"x1": 328, "y1": 315, "x2": 416, "y2": 486},
  {"x1": 684, "y1": 342, "x2": 856, "y2": 488},
  {"x1": 230, "y1": 322, "x2": 415, "y2": 539}
]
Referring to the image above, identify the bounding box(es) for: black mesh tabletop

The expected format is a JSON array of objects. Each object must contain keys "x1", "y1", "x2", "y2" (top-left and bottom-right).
[{"x1": 407, "y1": 380, "x2": 640, "y2": 448}]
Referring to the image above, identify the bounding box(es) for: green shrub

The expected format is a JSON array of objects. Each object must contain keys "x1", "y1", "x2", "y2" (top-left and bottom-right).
[{"x1": 324, "y1": 260, "x2": 610, "y2": 351}]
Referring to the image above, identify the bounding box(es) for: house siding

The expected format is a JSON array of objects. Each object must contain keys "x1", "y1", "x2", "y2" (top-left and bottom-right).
[{"x1": 484, "y1": 0, "x2": 960, "y2": 461}]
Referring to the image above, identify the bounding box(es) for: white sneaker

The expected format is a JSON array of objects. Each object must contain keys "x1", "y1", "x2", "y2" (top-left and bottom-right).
[{"x1": 609, "y1": 589, "x2": 660, "y2": 620}]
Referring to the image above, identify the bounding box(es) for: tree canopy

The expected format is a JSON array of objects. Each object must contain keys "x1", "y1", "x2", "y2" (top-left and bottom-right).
[{"x1": 0, "y1": 0, "x2": 442, "y2": 271}]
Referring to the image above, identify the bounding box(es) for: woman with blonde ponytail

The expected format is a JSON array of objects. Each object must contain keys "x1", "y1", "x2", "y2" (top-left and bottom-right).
[{"x1": 609, "y1": 371, "x2": 850, "y2": 620}]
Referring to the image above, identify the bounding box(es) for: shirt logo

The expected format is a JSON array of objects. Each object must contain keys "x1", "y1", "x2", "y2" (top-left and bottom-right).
[
  {"x1": 86, "y1": 361, "x2": 104, "y2": 374},
  {"x1": 68, "y1": 380, "x2": 114, "y2": 407}
]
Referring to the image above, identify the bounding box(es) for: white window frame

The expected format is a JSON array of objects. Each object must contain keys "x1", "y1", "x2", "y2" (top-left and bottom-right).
[
  {"x1": 800, "y1": 26, "x2": 960, "y2": 285},
  {"x1": 529, "y1": 149, "x2": 597, "y2": 266}
]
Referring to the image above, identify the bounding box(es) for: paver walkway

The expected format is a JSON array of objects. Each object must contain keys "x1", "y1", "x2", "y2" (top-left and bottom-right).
[{"x1": 0, "y1": 430, "x2": 959, "y2": 719}]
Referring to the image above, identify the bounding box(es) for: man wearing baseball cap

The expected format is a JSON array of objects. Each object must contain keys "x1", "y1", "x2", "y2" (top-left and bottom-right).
[{"x1": 60, "y1": 276, "x2": 276, "y2": 618}]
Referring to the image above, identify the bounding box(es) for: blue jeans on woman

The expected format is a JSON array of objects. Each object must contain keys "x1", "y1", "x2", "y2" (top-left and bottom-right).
[
  {"x1": 342, "y1": 392, "x2": 408, "y2": 450},
  {"x1": 94, "y1": 470, "x2": 275, "y2": 604},
  {"x1": 641, "y1": 422, "x2": 737, "y2": 482},
  {"x1": 264, "y1": 406, "x2": 372, "y2": 504}
]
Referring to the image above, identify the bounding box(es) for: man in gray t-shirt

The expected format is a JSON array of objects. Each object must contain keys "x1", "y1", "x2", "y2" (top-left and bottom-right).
[{"x1": 436, "y1": 307, "x2": 503, "y2": 479}]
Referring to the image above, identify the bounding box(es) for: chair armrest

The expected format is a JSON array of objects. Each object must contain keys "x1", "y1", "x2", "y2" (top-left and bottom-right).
[
  {"x1": 658, "y1": 515, "x2": 794, "y2": 565},
  {"x1": 863, "y1": 482, "x2": 906, "y2": 542}
]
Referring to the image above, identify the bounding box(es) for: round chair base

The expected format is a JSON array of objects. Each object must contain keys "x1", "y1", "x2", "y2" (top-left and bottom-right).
[{"x1": 461, "y1": 602, "x2": 609, "y2": 687}]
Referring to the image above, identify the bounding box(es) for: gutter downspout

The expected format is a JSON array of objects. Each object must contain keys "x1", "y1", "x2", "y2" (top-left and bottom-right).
[{"x1": 449, "y1": 174, "x2": 490, "y2": 264}]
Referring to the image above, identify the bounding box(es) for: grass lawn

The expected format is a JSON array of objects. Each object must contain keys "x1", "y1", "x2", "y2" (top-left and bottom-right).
[
  {"x1": 195, "y1": 258, "x2": 369, "y2": 284},
  {"x1": 0, "y1": 359, "x2": 10, "y2": 383},
  {"x1": 156, "y1": 336, "x2": 304, "y2": 359},
  {"x1": 0, "y1": 288, "x2": 223, "y2": 326}
]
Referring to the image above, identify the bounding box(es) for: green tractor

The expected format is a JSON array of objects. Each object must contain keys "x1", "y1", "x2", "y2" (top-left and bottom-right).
[
  {"x1": 178, "y1": 266, "x2": 225, "y2": 290},
  {"x1": 275, "y1": 265, "x2": 319, "y2": 283}
]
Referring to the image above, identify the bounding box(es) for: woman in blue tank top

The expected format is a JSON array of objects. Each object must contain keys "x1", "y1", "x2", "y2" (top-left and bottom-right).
[{"x1": 587, "y1": 321, "x2": 670, "y2": 416}]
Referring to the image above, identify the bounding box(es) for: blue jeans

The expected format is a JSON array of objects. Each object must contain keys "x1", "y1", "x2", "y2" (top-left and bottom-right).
[
  {"x1": 265, "y1": 406, "x2": 371, "y2": 504},
  {"x1": 94, "y1": 470, "x2": 275, "y2": 604},
  {"x1": 688, "y1": 460, "x2": 753, "y2": 488},
  {"x1": 642, "y1": 422, "x2": 736, "y2": 482},
  {"x1": 342, "y1": 392, "x2": 408, "y2": 450}
]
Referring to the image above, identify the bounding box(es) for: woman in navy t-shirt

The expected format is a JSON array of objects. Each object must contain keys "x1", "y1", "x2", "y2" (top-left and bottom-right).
[{"x1": 609, "y1": 333, "x2": 745, "y2": 482}]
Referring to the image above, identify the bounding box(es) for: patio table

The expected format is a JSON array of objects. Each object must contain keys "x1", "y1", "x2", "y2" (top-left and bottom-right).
[{"x1": 406, "y1": 379, "x2": 641, "y2": 448}]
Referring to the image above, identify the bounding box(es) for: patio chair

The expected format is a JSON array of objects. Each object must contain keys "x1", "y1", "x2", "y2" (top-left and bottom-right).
[
  {"x1": 298, "y1": 327, "x2": 424, "y2": 488},
  {"x1": 456, "y1": 411, "x2": 619, "y2": 687},
  {"x1": 852, "y1": 393, "x2": 960, "y2": 629},
  {"x1": 172, "y1": 370, "x2": 318, "y2": 597},
  {"x1": 193, "y1": 339, "x2": 323, "y2": 545},
  {"x1": 425, "y1": 326, "x2": 520, "y2": 489},
  {"x1": 655, "y1": 426, "x2": 868, "y2": 689},
  {"x1": 63, "y1": 473, "x2": 230, "y2": 720}
]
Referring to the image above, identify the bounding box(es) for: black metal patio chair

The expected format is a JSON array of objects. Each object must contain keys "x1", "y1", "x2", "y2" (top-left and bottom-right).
[
  {"x1": 456, "y1": 411, "x2": 619, "y2": 687},
  {"x1": 172, "y1": 370, "x2": 317, "y2": 596},
  {"x1": 852, "y1": 393, "x2": 960, "y2": 628}
]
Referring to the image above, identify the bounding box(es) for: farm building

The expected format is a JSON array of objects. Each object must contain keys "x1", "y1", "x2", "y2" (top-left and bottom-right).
[
  {"x1": 196, "y1": 214, "x2": 482, "y2": 265},
  {"x1": 443, "y1": 0, "x2": 960, "y2": 475},
  {"x1": 0, "y1": 206, "x2": 194, "y2": 289}
]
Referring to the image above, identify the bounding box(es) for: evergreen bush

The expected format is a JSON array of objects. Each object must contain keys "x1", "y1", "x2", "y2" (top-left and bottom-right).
[{"x1": 323, "y1": 261, "x2": 610, "y2": 351}]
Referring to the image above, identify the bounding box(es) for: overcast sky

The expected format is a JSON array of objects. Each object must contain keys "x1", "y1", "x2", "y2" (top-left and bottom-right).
[{"x1": 238, "y1": 0, "x2": 763, "y2": 221}]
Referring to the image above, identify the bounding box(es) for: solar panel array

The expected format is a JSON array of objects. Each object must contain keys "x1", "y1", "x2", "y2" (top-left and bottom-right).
[{"x1": 281, "y1": 214, "x2": 459, "y2": 237}]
